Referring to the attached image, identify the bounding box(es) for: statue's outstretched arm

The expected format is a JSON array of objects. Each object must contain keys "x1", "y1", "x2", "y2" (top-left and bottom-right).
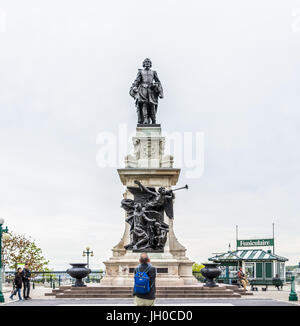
[{"x1": 134, "y1": 180, "x2": 157, "y2": 196}]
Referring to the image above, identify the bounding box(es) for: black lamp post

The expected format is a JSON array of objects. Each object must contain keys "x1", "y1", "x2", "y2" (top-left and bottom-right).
[
  {"x1": 82, "y1": 247, "x2": 93, "y2": 283},
  {"x1": 0, "y1": 218, "x2": 9, "y2": 303}
]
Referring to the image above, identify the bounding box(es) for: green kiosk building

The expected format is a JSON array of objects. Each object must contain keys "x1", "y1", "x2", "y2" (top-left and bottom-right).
[{"x1": 208, "y1": 235, "x2": 288, "y2": 287}]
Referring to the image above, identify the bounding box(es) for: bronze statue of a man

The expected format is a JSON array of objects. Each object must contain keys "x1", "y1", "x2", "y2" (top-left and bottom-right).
[{"x1": 130, "y1": 58, "x2": 163, "y2": 124}]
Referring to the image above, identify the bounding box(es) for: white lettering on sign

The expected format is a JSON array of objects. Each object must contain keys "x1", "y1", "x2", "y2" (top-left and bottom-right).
[{"x1": 238, "y1": 239, "x2": 273, "y2": 247}]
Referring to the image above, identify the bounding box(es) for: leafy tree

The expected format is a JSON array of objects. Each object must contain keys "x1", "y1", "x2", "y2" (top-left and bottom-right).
[
  {"x1": 192, "y1": 263, "x2": 205, "y2": 272},
  {"x1": 1, "y1": 232, "x2": 49, "y2": 272},
  {"x1": 192, "y1": 263, "x2": 205, "y2": 282}
]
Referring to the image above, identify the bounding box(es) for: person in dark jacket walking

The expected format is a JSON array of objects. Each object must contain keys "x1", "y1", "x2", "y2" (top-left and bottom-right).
[
  {"x1": 9, "y1": 267, "x2": 23, "y2": 301},
  {"x1": 22, "y1": 263, "x2": 31, "y2": 300},
  {"x1": 133, "y1": 252, "x2": 156, "y2": 306}
]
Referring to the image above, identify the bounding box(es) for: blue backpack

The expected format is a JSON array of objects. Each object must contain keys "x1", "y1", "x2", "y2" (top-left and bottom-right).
[{"x1": 134, "y1": 264, "x2": 152, "y2": 294}]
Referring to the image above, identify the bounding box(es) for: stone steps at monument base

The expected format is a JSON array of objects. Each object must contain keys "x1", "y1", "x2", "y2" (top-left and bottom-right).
[
  {"x1": 48, "y1": 286, "x2": 232, "y2": 291},
  {"x1": 56, "y1": 293, "x2": 241, "y2": 299},
  {"x1": 60, "y1": 287, "x2": 233, "y2": 292},
  {"x1": 158, "y1": 290, "x2": 235, "y2": 294},
  {"x1": 46, "y1": 285, "x2": 249, "y2": 298},
  {"x1": 56, "y1": 290, "x2": 235, "y2": 296},
  {"x1": 54, "y1": 288, "x2": 235, "y2": 294},
  {"x1": 53, "y1": 286, "x2": 242, "y2": 298},
  {"x1": 157, "y1": 293, "x2": 241, "y2": 298}
]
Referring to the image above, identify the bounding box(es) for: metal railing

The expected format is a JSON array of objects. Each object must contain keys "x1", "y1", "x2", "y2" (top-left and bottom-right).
[
  {"x1": 7, "y1": 270, "x2": 289, "y2": 287},
  {"x1": 4, "y1": 270, "x2": 105, "y2": 289}
]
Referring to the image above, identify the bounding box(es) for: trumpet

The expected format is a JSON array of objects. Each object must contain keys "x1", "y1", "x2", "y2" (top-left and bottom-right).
[{"x1": 171, "y1": 185, "x2": 189, "y2": 192}]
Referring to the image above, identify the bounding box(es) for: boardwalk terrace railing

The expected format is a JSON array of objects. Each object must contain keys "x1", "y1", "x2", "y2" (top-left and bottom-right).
[
  {"x1": 4, "y1": 270, "x2": 207, "y2": 287},
  {"x1": 5, "y1": 270, "x2": 292, "y2": 289},
  {"x1": 4, "y1": 270, "x2": 104, "y2": 288}
]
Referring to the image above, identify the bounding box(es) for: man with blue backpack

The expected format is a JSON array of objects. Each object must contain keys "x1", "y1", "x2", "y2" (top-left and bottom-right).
[{"x1": 133, "y1": 252, "x2": 157, "y2": 306}]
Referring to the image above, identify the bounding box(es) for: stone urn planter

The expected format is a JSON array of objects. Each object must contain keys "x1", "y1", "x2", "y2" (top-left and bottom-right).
[
  {"x1": 200, "y1": 263, "x2": 221, "y2": 287},
  {"x1": 67, "y1": 263, "x2": 91, "y2": 287}
]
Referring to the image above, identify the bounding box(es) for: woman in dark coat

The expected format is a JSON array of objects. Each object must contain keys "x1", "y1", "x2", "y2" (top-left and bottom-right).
[{"x1": 9, "y1": 267, "x2": 23, "y2": 301}]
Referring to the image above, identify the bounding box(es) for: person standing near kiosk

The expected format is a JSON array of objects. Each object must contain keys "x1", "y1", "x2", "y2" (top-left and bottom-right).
[{"x1": 237, "y1": 267, "x2": 248, "y2": 290}]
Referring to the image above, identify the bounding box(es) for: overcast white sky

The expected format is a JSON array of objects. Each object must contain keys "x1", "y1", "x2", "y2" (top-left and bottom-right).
[{"x1": 0, "y1": 0, "x2": 300, "y2": 270}]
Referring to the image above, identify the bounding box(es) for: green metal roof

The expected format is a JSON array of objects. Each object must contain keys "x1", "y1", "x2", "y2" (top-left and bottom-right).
[{"x1": 209, "y1": 249, "x2": 288, "y2": 262}]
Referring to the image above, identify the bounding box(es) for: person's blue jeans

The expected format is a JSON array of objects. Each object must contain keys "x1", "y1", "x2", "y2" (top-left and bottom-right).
[
  {"x1": 16, "y1": 288, "x2": 22, "y2": 300},
  {"x1": 10, "y1": 288, "x2": 22, "y2": 300}
]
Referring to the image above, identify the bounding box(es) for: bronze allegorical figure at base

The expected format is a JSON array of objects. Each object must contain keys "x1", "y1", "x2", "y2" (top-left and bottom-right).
[{"x1": 121, "y1": 180, "x2": 188, "y2": 252}]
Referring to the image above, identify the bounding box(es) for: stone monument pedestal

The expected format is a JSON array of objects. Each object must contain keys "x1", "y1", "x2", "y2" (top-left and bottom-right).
[
  {"x1": 101, "y1": 252, "x2": 197, "y2": 287},
  {"x1": 101, "y1": 125, "x2": 198, "y2": 287}
]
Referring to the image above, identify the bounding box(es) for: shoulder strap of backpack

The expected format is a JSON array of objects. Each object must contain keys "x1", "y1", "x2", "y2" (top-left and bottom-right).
[{"x1": 144, "y1": 264, "x2": 152, "y2": 274}]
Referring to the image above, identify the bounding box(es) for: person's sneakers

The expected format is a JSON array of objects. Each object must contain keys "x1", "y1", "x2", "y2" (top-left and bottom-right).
[
  {"x1": 9, "y1": 295, "x2": 13, "y2": 300},
  {"x1": 27, "y1": 296, "x2": 32, "y2": 299},
  {"x1": 24, "y1": 297, "x2": 28, "y2": 300}
]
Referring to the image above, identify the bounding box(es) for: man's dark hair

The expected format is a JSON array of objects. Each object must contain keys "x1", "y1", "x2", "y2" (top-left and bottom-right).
[{"x1": 139, "y1": 252, "x2": 149, "y2": 264}]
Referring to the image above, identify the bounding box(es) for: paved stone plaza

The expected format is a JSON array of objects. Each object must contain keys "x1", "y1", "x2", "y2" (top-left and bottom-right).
[
  {"x1": 1, "y1": 284, "x2": 299, "y2": 306},
  {"x1": 1, "y1": 298, "x2": 298, "y2": 306}
]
